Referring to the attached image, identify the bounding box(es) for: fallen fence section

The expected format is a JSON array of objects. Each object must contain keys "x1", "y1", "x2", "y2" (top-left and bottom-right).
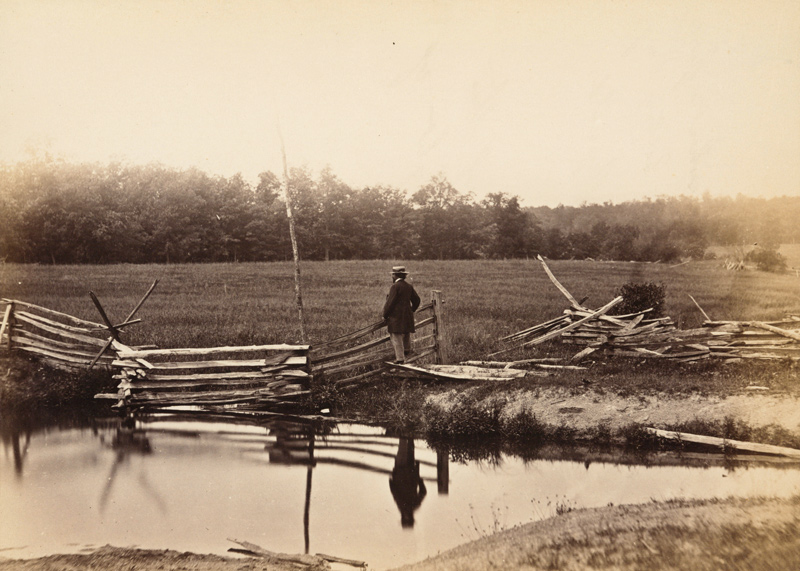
[
  {"x1": 1, "y1": 298, "x2": 120, "y2": 371},
  {"x1": 495, "y1": 260, "x2": 800, "y2": 363},
  {"x1": 309, "y1": 290, "x2": 444, "y2": 390}
]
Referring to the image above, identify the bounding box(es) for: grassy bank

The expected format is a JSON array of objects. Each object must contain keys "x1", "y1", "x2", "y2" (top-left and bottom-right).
[
  {"x1": 3, "y1": 258, "x2": 799, "y2": 357},
  {"x1": 2, "y1": 259, "x2": 799, "y2": 447}
]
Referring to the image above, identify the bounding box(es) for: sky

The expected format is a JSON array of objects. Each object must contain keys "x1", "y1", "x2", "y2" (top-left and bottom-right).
[{"x1": 1, "y1": 0, "x2": 798, "y2": 207}]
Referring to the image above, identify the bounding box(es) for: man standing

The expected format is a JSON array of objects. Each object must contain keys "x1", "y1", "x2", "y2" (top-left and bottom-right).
[{"x1": 383, "y1": 265, "x2": 421, "y2": 364}]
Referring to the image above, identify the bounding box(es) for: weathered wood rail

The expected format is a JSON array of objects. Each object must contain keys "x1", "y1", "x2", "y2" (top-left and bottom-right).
[
  {"x1": 1, "y1": 298, "x2": 119, "y2": 370},
  {"x1": 104, "y1": 342, "x2": 312, "y2": 408},
  {"x1": 1, "y1": 289, "x2": 446, "y2": 410},
  {"x1": 310, "y1": 290, "x2": 445, "y2": 389}
]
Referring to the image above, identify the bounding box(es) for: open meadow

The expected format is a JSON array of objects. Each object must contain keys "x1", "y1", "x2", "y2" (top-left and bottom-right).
[{"x1": 2, "y1": 258, "x2": 799, "y2": 363}]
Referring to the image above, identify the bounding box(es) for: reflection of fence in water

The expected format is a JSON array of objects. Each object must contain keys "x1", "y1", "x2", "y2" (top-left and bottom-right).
[{"x1": 128, "y1": 415, "x2": 450, "y2": 537}]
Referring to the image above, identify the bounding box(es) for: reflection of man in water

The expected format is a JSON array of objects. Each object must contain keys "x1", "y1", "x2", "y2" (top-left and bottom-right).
[{"x1": 389, "y1": 437, "x2": 427, "y2": 528}]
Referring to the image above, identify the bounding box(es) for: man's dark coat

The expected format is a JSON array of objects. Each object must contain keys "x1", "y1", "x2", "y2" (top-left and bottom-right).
[{"x1": 383, "y1": 279, "x2": 421, "y2": 334}]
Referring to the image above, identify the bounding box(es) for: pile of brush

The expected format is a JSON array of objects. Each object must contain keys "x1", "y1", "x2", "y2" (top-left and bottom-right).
[{"x1": 495, "y1": 257, "x2": 800, "y2": 364}]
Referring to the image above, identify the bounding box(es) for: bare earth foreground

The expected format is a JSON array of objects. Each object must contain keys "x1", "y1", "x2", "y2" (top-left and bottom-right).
[{"x1": 0, "y1": 497, "x2": 797, "y2": 571}]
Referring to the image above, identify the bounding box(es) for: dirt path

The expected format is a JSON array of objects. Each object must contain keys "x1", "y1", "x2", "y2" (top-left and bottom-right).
[{"x1": 426, "y1": 387, "x2": 800, "y2": 434}]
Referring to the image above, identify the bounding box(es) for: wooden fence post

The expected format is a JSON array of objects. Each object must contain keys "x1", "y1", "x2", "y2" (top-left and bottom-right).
[
  {"x1": 1, "y1": 302, "x2": 14, "y2": 351},
  {"x1": 431, "y1": 290, "x2": 445, "y2": 364}
]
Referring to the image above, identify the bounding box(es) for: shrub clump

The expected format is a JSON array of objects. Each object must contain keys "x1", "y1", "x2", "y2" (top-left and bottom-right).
[
  {"x1": 746, "y1": 245, "x2": 788, "y2": 273},
  {"x1": 611, "y1": 281, "x2": 667, "y2": 318}
]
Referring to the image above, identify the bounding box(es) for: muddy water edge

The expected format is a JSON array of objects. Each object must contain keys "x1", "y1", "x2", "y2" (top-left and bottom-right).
[{"x1": 3, "y1": 354, "x2": 800, "y2": 569}]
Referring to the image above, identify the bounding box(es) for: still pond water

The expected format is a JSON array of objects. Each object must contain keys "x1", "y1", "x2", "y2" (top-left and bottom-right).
[{"x1": 3, "y1": 414, "x2": 800, "y2": 570}]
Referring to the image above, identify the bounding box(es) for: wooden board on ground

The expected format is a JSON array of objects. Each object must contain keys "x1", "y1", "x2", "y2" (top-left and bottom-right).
[{"x1": 387, "y1": 362, "x2": 532, "y2": 381}]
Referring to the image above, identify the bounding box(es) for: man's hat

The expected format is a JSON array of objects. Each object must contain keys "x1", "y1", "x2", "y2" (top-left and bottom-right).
[{"x1": 391, "y1": 265, "x2": 408, "y2": 275}]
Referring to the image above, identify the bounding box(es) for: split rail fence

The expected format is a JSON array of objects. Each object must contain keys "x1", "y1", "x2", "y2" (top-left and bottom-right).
[
  {"x1": 0, "y1": 290, "x2": 445, "y2": 410},
  {"x1": 310, "y1": 290, "x2": 444, "y2": 390},
  {"x1": 494, "y1": 258, "x2": 800, "y2": 363}
]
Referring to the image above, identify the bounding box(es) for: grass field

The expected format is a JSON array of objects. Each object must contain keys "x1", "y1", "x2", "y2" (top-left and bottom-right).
[{"x1": 2, "y1": 258, "x2": 799, "y2": 364}]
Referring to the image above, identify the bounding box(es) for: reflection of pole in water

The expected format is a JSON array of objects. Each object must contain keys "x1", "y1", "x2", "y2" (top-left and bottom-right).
[
  {"x1": 266, "y1": 421, "x2": 316, "y2": 553},
  {"x1": 99, "y1": 420, "x2": 156, "y2": 513},
  {"x1": 389, "y1": 438, "x2": 427, "y2": 528},
  {"x1": 304, "y1": 427, "x2": 315, "y2": 554},
  {"x1": 437, "y1": 450, "x2": 449, "y2": 495},
  {"x1": 10, "y1": 430, "x2": 31, "y2": 477}
]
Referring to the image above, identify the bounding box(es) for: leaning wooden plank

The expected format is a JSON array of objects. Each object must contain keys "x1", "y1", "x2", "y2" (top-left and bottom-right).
[
  {"x1": 119, "y1": 378, "x2": 262, "y2": 390},
  {"x1": 14, "y1": 328, "x2": 101, "y2": 352},
  {"x1": 132, "y1": 359, "x2": 285, "y2": 370},
  {"x1": 114, "y1": 343, "x2": 310, "y2": 358},
  {"x1": 17, "y1": 345, "x2": 94, "y2": 365},
  {"x1": 13, "y1": 336, "x2": 115, "y2": 359},
  {"x1": 311, "y1": 319, "x2": 388, "y2": 351},
  {"x1": 523, "y1": 297, "x2": 623, "y2": 347},
  {"x1": 646, "y1": 428, "x2": 800, "y2": 459},
  {"x1": 426, "y1": 364, "x2": 528, "y2": 378},
  {"x1": 564, "y1": 310, "x2": 634, "y2": 328},
  {"x1": 387, "y1": 362, "x2": 528, "y2": 381},
  {"x1": 315, "y1": 553, "x2": 368, "y2": 568},
  {"x1": 570, "y1": 347, "x2": 597, "y2": 362},
  {"x1": 734, "y1": 352, "x2": 800, "y2": 360},
  {"x1": 334, "y1": 368, "x2": 385, "y2": 387},
  {"x1": 15, "y1": 310, "x2": 106, "y2": 335},
  {"x1": 319, "y1": 350, "x2": 397, "y2": 376},
  {"x1": 705, "y1": 319, "x2": 800, "y2": 328},
  {"x1": 315, "y1": 343, "x2": 394, "y2": 370},
  {"x1": 14, "y1": 313, "x2": 109, "y2": 347},
  {"x1": 129, "y1": 388, "x2": 272, "y2": 400},
  {"x1": 138, "y1": 370, "x2": 281, "y2": 381},
  {"x1": 128, "y1": 394, "x2": 262, "y2": 406},
  {"x1": 0, "y1": 304, "x2": 11, "y2": 346},
  {"x1": 501, "y1": 314, "x2": 572, "y2": 341},
  {"x1": 312, "y1": 335, "x2": 390, "y2": 364},
  {"x1": 1, "y1": 299, "x2": 105, "y2": 328},
  {"x1": 95, "y1": 393, "x2": 125, "y2": 400},
  {"x1": 537, "y1": 255, "x2": 588, "y2": 310},
  {"x1": 745, "y1": 322, "x2": 800, "y2": 343},
  {"x1": 729, "y1": 339, "x2": 793, "y2": 347},
  {"x1": 227, "y1": 539, "x2": 327, "y2": 568}
]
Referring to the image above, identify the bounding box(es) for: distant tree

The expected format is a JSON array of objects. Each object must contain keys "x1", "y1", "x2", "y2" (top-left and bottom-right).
[
  {"x1": 542, "y1": 228, "x2": 570, "y2": 259},
  {"x1": 482, "y1": 193, "x2": 540, "y2": 258},
  {"x1": 412, "y1": 175, "x2": 482, "y2": 259}
]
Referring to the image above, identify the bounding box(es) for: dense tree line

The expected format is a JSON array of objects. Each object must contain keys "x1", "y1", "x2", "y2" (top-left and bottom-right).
[{"x1": 1, "y1": 158, "x2": 798, "y2": 264}]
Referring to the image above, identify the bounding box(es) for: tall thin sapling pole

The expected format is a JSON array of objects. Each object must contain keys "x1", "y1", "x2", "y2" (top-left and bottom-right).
[{"x1": 279, "y1": 130, "x2": 308, "y2": 344}]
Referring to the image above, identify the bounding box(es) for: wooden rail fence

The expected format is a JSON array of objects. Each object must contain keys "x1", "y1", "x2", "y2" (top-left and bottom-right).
[
  {"x1": 309, "y1": 290, "x2": 444, "y2": 390},
  {"x1": 1, "y1": 298, "x2": 119, "y2": 370},
  {"x1": 1, "y1": 289, "x2": 446, "y2": 409}
]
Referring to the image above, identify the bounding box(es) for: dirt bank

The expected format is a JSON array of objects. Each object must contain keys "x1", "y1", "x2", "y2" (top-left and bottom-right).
[
  {"x1": 424, "y1": 385, "x2": 800, "y2": 435},
  {"x1": 0, "y1": 547, "x2": 299, "y2": 571},
  {"x1": 393, "y1": 496, "x2": 800, "y2": 571},
  {"x1": 2, "y1": 497, "x2": 797, "y2": 571}
]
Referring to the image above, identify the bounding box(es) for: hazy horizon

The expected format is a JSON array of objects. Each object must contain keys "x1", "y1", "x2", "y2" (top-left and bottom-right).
[{"x1": 2, "y1": 0, "x2": 798, "y2": 208}]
